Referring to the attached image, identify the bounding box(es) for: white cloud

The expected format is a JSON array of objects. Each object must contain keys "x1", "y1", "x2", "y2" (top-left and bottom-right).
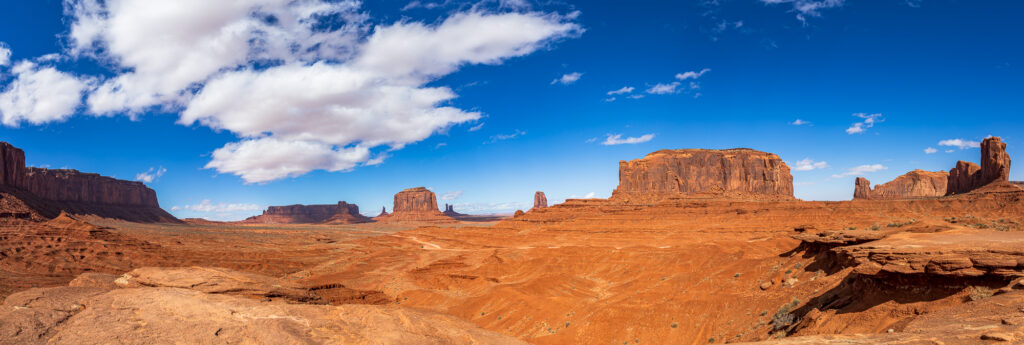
[
  {"x1": 792, "y1": 158, "x2": 828, "y2": 171},
  {"x1": 449, "y1": 201, "x2": 529, "y2": 214},
  {"x1": 488, "y1": 129, "x2": 526, "y2": 143},
  {"x1": 646, "y1": 82, "x2": 680, "y2": 95},
  {"x1": 924, "y1": 147, "x2": 937, "y2": 154},
  {"x1": 551, "y1": 72, "x2": 582, "y2": 85},
  {"x1": 607, "y1": 86, "x2": 634, "y2": 95},
  {"x1": 601, "y1": 133, "x2": 654, "y2": 145},
  {"x1": 56, "y1": 1, "x2": 581, "y2": 183},
  {"x1": 938, "y1": 138, "x2": 981, "y2": 150},
  {"x1": 569, "y1": 192, "x2": 597, "y2": 199},
  {"x1": 760, "y1": 0, "x2": 845, "y2": 22},
  {"x1": 468, "y1": 122, "x2": 484, "y2": 131},
  {"x1": 440, "y1": 190, "x2": 463, "y2": 200},
  {"x1": 791, "y1": 119, "x2": 810, "y2": 125},
  {"x1": 845, "y1": 113, "x2": 882, "y2": 135},
  {"x1": 134, "y1": 166, "x2": 167, "y2": 183},
  {"x1": 0, "y1": 43, "x2": 10, "y2": 66},
  {"x1": 628, "y1": 94, "x2": 645, "y2": 99},
  {"x1": 831, "y1": 164, "x2": 887, "y2": 178},
  {"x1": 945, "y1": 149, "x2": 954, "y2": 153},
  {"x1": 675, "y1": 68, "x2": 710, "y2": 80},
  {"x1": 172, "y1": 199, "x2": 264, "y2": 221},
  {"x1": 205, "y1": 138, "x2": 371, "y2": 183},
  {"x1": 0, "y1": 61, "x2": 90, "y2": 126}
]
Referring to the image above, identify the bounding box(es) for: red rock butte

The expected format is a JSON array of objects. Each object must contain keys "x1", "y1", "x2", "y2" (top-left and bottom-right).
[
  {"x1": 374, "y1": 187, "x2": 455, "y2": 223},
  {"x1": 242, "y1": 202, "x2": 370, "y2": 224},
  {"x1": 533, "y1": 191, "x2": 547, "y2": 209},
  {"x1": 0, "y1": 141, "x2": 176, "y2": 222},
  {"x1": 854, "y1": 137, "x2": 1012, "y2": 199},
  {"x1": 612, "y1": 148, "x2": 794, "y2": 201}
]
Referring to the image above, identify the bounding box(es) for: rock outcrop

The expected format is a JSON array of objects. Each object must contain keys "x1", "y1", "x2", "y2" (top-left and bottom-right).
[
  {"x1": 374, "y1": 187, "x2": 454, "y2": 223},
  {"x1": 533, "y1": 191, "x2": 547, "y2": 209},
  {"x1": 947, "y1": 160, "x2": 982, "y2": 195},
  {"x1": 946, "y1": 137, "x2": 1012, "y2": 195},
  {"x1": 852, "y1": 170, "x2": 948, "y2": 200},
  {"x1": 0, "y1": 141, "x2": 176, "y2": 222},
  {"x1": 242, "y1": 202, "x2": 369, "y2": 224},
  {"x1": 442, "y1": 204, "x2": 468, "y2": 219},
  {"x1": 611, "y1": 148, "x2": 794, "y2": 201}
]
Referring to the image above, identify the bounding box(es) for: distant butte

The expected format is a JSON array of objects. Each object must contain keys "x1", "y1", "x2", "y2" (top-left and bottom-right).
[
  {"x1": 533, "y1": 191, "x2": 547, "y2": 209},
  {"x1": 242, "y1": 202, "x2": 370, "y2": 224},
  {"x1": 853, "y1": 137, "x2": 1014, "y2": 199},
  {"x1": 374, "y1": 187, "x2": 455, "y2": 223},
  {"x1": 611, "y1": 148, "x2": 794, "y2": 201}
]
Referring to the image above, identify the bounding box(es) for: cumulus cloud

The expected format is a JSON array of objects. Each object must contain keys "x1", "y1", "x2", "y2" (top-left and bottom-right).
[
  {"x1": 607, "y1": 86, "x2": 634, "y2": 95},
  {"x1": 845, "y1": 113, "x2": 882, "y2": 135},
  {"x1": 602, "y1": 133, "x2": 654, "y2": 145},
  {"x1": 791, "y1": 119, "x2": 810, "y2": 125},
  {"x1": 171, "y1": 199, "x2": 264, "y2": 221},
  {"x1": 0, "y1": 43, "x2": 10, "y2": 66},
  {"x1": 0, "y1": 61, "x2": 90, "y2": 126},
  {"x1": 924, "y1": 147, "x2": 938, "y2": 154},
  {"x1": 938, "y1": 138, "x2": 981, "y2": 150},
  {"x1": 792, "y1": 158, "x2": 828, "y2": 171},
  {"x1": 551, "y1": 72, "x2": 582, "y2": 85},
  {"x1": 134, "y1": 166, "x2": 167, "y2": 183},
  {"x1": 56, "y1": 1, "x2": 581, "y2": 183},
  {"x1": 440, "y1": 190, "x2": 463, "y2": 200},
  {"x1": 831, "y1": 164, "x2": 887, "y2": 178},
  {"x1": 760, "y1": 0, "x2": 845, "y2": 22},
  {"x1": 675, "y1": 68, "x2": 710, "y2": 80}
]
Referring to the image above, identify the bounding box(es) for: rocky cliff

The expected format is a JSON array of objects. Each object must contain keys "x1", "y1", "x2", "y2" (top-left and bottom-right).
[
  {"x1": 852, "y1": 170, "x2": 948, "y2": 200},
  {"x1": 946, "y1": 136, "x2": 1012, "y2": 195},
  {"x1": 243, "y1": 202, "x2": 369, "y2": 224},
  {"x1": 533, "y1": 191, "x2": 547, "y2": 209},
  {"x1": 0, "y1": 141, "x2": 176, "y2": 222},
  {"x1": 374, "y1": 187, "x2": 454, "y2": 223},
  {"x1": 442, "y1": 204, "x2": 468, "y2": 219},
  {"x1": 611, "y1": 148, "x2": 794, "y2": 201}
]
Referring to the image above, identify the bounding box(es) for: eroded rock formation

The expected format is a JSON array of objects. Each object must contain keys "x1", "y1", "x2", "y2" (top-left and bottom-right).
[
  {"x1": 852, "y1": 170, "x2": 948, "y2": 200},
  {"x1": 0, "y1": 141, "x2": 175, "y2": 222},
  {"x1": 533, "y1": 191, "x2": 547, "y2": 209},
  {"x1": 946, "y1": 137, "x2": 1012, "y2": 195},
  {"x1": 442, "y1": 204, "x2": 468, "y2": 219},
  {"x1": 374, "y1": 187, "x2": 454, "y2": 223},
  {"x1": 612, "y1": 148, "x2": 794, "y2": 201},
  {"x1": 242, "y1": 202, "x2": 369, "y2": 224}
]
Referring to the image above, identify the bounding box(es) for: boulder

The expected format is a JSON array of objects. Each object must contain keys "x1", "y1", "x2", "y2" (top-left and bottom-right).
[
  {"x1": 611, "y1": 148, "x2": 794, "y2": 201},
  {"x1": 533, "y1": 191, "x2": 548, "y2": 209},
  {"x1": 852, "y1": 170, "x2": 948, "y2": 200}
]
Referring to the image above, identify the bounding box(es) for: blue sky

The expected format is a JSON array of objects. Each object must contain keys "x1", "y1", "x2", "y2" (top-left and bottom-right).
[{"x1": 0, "y1": 0, "x2": 1020, "y2": 220}]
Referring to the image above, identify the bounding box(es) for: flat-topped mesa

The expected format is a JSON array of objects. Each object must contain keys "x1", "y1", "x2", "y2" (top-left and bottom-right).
[
  {"x1": 22, "y1": 168, "x2": 159, "y2": 207},
  {"x1": 852, "y1": 170, "x2": 949, "y2": 200},
  {"x1": 946, "y1": 136, "x2": 1012, "y2": 195},
  {"x1": 611, "y1": 148, "x2": 794, "y2": 201},
  {"x1": 394, "y1": 187, "x2": 438, "y2": 212},
  {"x1": 0, "y1": 141, "x2": 176, "y2": 222},
  {"x1": 243, "y1": 202, "x2": 369, "y2": 224},
  {"x1": 533, "y1": 191, "x2": 547, "y2": 209},
  {"x1": 375, "y1": 187, "x2": 454, "y2": 223}
]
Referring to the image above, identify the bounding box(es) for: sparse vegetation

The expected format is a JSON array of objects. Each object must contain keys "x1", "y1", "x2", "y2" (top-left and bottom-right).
[
  {"x1": 847, "y1": 226, "x2": 857, "y2": 230},
  {"x1": 670, "y1": 322, "x2": 678, "y2": 328},
  {"x1": 869, "y1": 224, "x2": 881, "y2": 231},
  {"x1": 969, "y1": 286, "x2": 994, "y2": 301},
  {"x1": 771, "y1": 298, "x2": 801, "y2": 331},
  {"x1": 887, "y1": 219, "x2": 916, "y2": 228}
]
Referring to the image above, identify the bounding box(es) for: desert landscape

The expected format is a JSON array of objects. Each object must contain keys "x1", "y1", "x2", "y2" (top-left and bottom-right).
[
  {"x1": 1, "y1": 1, "x2": 1022, "y2": 344},
  {"x1": 1, "y1": 136, "x2": 1023, "y2": 344}
]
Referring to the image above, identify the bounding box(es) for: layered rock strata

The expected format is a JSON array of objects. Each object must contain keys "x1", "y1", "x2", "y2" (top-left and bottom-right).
[
  {"x1": 374, "y1": 187, "x2": 454, "y2": 223},
  {"x1": 852, "y1": 170, "x2": 948, "y2": 200},
  {"x1": 0, "y1": 142, "x2": 175, "y2": 222},
  {"x1": 612, "y1": 148, "x2": 794, "y2": 201},
  {"x1": 946, "y1": 136, "x2": 1012, "y2": 195},
  {"x1": 533, "y1": 191, "x2": 547, "y2": 209},
  {"x1": 242, "y1": 202, "x2": 369, "y2": 224}
]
